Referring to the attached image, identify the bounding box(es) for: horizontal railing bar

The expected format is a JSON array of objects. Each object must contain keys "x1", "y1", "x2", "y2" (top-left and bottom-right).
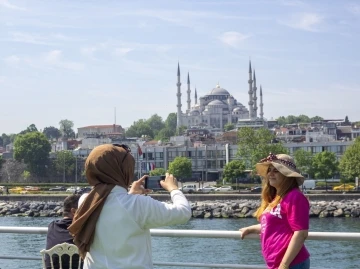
[
  {"x1": 0, "y1": 226, "x2": 359, "y2": 241},
  {"x1": 0, "y1": 255, "x2": 42, "y2": 260},
  {"x1": 154, "y1": 261, "x2": 266, "y2": 268}
]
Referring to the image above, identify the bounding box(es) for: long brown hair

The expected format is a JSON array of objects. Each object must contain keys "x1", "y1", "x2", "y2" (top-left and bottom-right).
[{"x1": 254, "y1": 167, "x2": 299, "y2": 221}]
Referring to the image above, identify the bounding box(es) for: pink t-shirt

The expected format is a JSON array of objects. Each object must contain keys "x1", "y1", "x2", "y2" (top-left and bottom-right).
[{"x1": 260, "y1": 188, "x2": 310, "y2": 269}]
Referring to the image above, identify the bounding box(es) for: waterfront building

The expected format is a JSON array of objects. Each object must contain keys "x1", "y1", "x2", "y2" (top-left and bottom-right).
[
  {"x1": 77, "y1": 124, "x2": 124, "y2": 139},
  {"x1": 176, "y1": 61, "x2": 266, "y2": 131}
]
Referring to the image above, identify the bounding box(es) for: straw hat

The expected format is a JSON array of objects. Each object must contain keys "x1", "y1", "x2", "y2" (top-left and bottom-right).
[{"x1": 255, "y1": 153, "x2": 304, "y2": 186}]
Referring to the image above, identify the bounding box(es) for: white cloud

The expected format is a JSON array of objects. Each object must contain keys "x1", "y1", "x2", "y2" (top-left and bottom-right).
[
  {"x1": 4, "y1": 51, "x2": 83, "y2": 71},
  {"x1": 218, "y1": 31, "x2": 249, "y2": 48},
  {"x1": 114, "y1": 47, "x2": 133, "y2": 56},
  {"x1": 279, "y1": 13, "x2": 323, "y2": 32},
  {"x1": 9, "y1": 32, "x2": 58, "y2": 45},
  {"x1": 4, "y1": 55, "x2": 20, "y2": 65},
  {"x1": 0, "y1": 0, "x2": 25, "y2": 10},
  {"x1": 44, "y1": 50, "x2": 84, "y2": 71}
]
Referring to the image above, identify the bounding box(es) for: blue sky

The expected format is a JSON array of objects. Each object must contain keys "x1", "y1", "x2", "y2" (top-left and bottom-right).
[{"x1": 1, "y1": 0, "x2": 359, "y2": 134}]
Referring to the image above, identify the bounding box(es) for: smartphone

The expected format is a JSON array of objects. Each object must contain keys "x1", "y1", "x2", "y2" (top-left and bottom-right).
[{"x1": 145, "y1": 175, "x2": 166, "y2": 190}]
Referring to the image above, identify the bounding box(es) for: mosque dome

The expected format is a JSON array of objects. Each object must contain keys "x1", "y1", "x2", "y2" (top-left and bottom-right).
[
  {"x1": 208, "y1": 100, "x2": 226, "y2": 106},
  {"x1": 190, "y1": 110, "x2": 200, "y2": 116},
  {"x1": 208, "y1": 84, "x2": 230, "y2": 95}
]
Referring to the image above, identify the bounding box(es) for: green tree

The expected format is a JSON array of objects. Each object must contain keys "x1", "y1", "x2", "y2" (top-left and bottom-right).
[
  {"x1": 176, "y1": 126, "x2": 187, "y2": 136},
  {"x1": 59, "y1": 119, "x2": 75, "y2": 139},
  {"x1": 344, "y1": 115, "x2": 351, "y2": 125},
  {"x1": 276, "y1": 116, "x2": 287, "y2": 126},
  {"x1": 293, "y1": 149, "x2": 313, "y2": 177},
  {"x1": 223, "y1": 160, "x2": 246, "y2": 183},
  {"x1": 155, "y1": 128, "x2": 175, "y2": 142},
  {"x1": 286, "y1": 115, "x2": 298, "y2": 124},
  {"x1": 311, "y1": 151, "x2": 338, "y2": 180},
  {"x1": 149, "y1": 168, "x2": 166, "y2": 176},
  {"x1": 165, "y1": 113, "x2": 177, "y2": 133},
  {"x1": 0, "y1": 155, "x2": 4, "y2": 170},
  {"x1": 13, "y1": 132, "x2": 51, "y2": 175},
  {"x1": 339, "y1": 137, "x2": 360, "y2": 182},
  {"x1": 237, "y1": 127, "x2": 288, "y2": 169},
  {"x1": 297, "y1": 114, "x2": 311, "y2": 123},
  {"x1": 54, "y1": 150, "x2": 76, "y2": 182},
  {"x1": 43, "y1": 126, "x2": 62, "y2": 141},
  {"x1": 147, "y1": 114, "x2": 165, "y2": 136},
  {"x1": 126, "y1": 119, "x2": 154, "y2": 138},
  {"x1": 224, "y1": 123, "x2": 235, "y2": 131},
  {"x1": 168, "y1": 156, "x2": 192, "y2": 180},
  {"x1": 22, "y1": 170, "x2": 31, "y2": 181},
  {"x1": 310, "y1": 116, "x2": 323, "y2": 122},
  {"x1": 1, "y1": 134, "x2": 10, "y2": 146},
  {"x1": 19, "y1": 124, "x2": 38, "y2": 135}
]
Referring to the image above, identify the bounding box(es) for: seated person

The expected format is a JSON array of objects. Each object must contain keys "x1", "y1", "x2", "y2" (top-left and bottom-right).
[{"x1": 45, "y1": 194, "x2": 83, "y2": 269}]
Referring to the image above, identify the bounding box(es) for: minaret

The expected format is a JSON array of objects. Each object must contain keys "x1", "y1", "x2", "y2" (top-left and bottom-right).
[
  {"x1": 194, "y1": 87, "x2": 198, "y2": 105},
  {"x1": 176, "y1": 62, "x2": 182, "y2": 128},
  {"x1": 248, "y1": 60, "x2": 254, "y2": 119},
  {"x1": 260, "y1": 85, "x2": 264, "y2": 120},
  {"x1": 253, "y1": 70, "x2": 258, "y2": 118},
  {"x1": 187, "y1": 72, "x2": 191, "y2": 112}
]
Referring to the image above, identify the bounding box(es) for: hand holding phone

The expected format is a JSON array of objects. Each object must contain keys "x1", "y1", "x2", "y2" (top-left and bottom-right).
[
  {"x1": 160, "y1": 173, "x2": 179, "y2": 193},
  {"x1": 144, "y1": 175, "x2": 166, "y2": 190}
]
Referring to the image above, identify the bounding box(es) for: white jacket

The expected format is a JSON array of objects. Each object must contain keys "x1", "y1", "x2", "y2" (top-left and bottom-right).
[{"x1": 84, "y1": 186, "x2": 191, "y2": 269}]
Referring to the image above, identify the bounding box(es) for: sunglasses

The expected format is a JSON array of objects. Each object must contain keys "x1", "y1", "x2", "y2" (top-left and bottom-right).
[{"x1": 113, "y1": 144, "x2": 131, "y2": 163}]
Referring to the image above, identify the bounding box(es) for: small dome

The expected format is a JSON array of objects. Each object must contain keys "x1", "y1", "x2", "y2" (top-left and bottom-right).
[
  {"x1": 233, "y1": 107, "x2": 241, "y2": 111},
  {"x1": 208, "y1": 84, "x2": 230, "y2": 95},
  {"x1": 208, "y1": 100, "x2": 226, "y2": 106},
  {"x1": 190, "y1": 110, "x2": 200, "y2": 116}
]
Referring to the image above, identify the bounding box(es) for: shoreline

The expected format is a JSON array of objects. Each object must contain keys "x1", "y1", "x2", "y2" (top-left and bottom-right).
[{"x1": 1, "y1": 195, "x2": 359, "y2": 219}]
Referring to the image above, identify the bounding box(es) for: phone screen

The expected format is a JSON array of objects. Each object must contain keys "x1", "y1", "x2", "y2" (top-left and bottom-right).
[{"x1": 145, "y1": 175, "x2": 166, "y2": 190}]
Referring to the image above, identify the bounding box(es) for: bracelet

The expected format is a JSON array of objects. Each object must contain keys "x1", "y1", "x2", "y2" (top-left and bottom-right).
[
  {"x1": 279, "y1": 263, "x2": 289, "y2": 269},
  {"x1": 169, "y1": 188, "x2": 179, "y2": 193}
]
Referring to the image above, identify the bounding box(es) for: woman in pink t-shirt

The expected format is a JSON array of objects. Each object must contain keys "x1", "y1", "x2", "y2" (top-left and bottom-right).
[{"x1": 240, "y1": 153, "x2": 310, "y2": 269}]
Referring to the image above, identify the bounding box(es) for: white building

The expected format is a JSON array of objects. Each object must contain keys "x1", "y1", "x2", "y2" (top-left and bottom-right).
[{"x1": 176, "y1": 61, "x2": 266, "y2": 130}]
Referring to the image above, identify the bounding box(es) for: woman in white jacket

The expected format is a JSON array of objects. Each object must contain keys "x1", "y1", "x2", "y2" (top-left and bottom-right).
[{"x1": 69, "y1": 144, "x2": 191, "y2": 269}]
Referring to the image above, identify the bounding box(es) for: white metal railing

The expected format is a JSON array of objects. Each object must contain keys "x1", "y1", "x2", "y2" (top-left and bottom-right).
[{"x1": 1, "y1": 227, "x2": 360, "y2": 268}]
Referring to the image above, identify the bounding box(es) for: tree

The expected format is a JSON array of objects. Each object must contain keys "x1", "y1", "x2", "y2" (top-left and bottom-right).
[
  {"x1": 310, "y1": 116, "x2": 323, "y2": 122},
  {"x1": 311, "y1": 151, "x2": 338, "y2": 180},
  {"x1": 43, "y1": 126, "x2": 62, "y2": 141},
  {"x1": 176, "y1": 126, "x2": 187, "y2": 136},
  {"x1": 13, "y1": 132, "x2": 51, "y2": 176},
  {"x1": 155, "y1": 128, "x2": 175, "y2": 142},
  {"x1": 237, "y1": 127, "x2": 288, "y2": 169},
  {"x1": 125, "y1": 119, "x2": 154, "y2": 138},
  {"x1": 339, "y1": 137, "x2": 360, "y2": 182},
  {"x1": 297, "y1": 114, "x2": 311, "y2": 123},
  {"x1": 165, "y1": 113, "x2": 177, "y2": 133},
  {"x1": 168, "y1": 157, "x2": 192, "y2": 180},
  {"x1": 149, "y1": 168, "x2": 166, "y2": 176},
  {"x1": 53, "y1": 150, "x2": 76, "y2": 182},
  {"x1": 276, "y1": 116, "x2": 286, "y2": 126},
  {"x1": 344, "y1": 115, "x2": 351, "y2": 126},
  {"x1": 224, "y1": 123, "x2": 235, "y2": 131},
  {"x1": 59, "y1": 119, "x2": 75, "y2": 139},
  {"x1": 1, "y1": 134, "x2": 10, "y2": 147},
  {"x1": 0, "y1": 159, "x2": 27, "y2": 182},
  {"x1": 223, "y1": 160, "x2": 246, "y2": 183},
  {"x1": 293, "y1": 149, "x2": 313, "y2": 177},
  {"x1": 19, "y1": 124, "x2": 38, "y2": 135},
  {"x1": 147, "y1": 114, "x2": 165, "y2": 136}
]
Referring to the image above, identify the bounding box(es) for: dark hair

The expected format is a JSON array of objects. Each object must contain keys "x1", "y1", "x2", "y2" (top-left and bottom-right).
[{"x1": 63, "y1": 194, "x2": 81, "y2": 217}]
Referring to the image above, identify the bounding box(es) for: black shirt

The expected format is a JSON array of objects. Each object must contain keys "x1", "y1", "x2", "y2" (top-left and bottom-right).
[{"x1": 45, "y1": 218, "x2": 82, "y2": 269}]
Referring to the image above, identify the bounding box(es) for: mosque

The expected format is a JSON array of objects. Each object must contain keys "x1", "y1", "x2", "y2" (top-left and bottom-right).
[{"x1": 176, "y1": 61, "x2": 266, "y2": 130}]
